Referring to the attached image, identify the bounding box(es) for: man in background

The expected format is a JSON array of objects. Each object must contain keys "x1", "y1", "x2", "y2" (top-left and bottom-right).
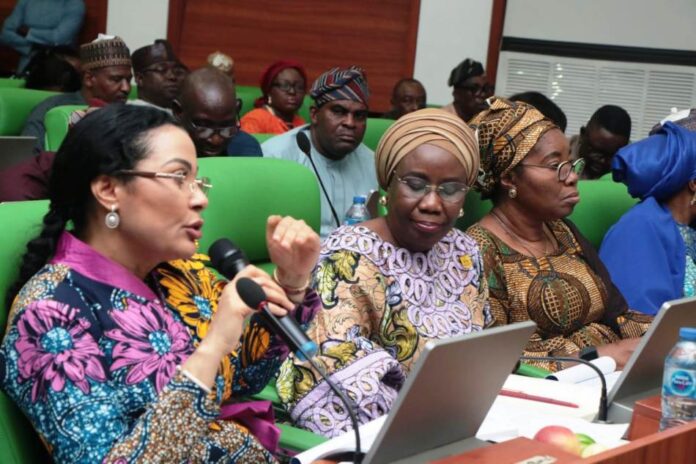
[
  {"x1": 382, "y1": 78, "x2": 426, "y2": 120},
  {"x1": 571, "y1": 105, "x2": 631, "y2": 179},
  {"x1": 262, "y1": 66, "x2": 377, "y2": 238},
  {"x1": 130, "y1": 39, "x2": 188, "y2": 114},
  {"x1": 22, "y1": 34, "x2": 132, "y2": 153},
  {"x1": 173, "y1": 67, "x2": 261, "y2": 157}
]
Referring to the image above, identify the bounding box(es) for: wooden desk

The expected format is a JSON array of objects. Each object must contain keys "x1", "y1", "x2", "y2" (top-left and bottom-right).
[{"x1": 627, "y1": 395, "x2": 661, "y2": 440}]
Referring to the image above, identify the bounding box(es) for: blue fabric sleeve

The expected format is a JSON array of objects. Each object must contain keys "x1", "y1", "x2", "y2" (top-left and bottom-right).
[
  {"x1": 0, "y1": 0, "x2": 31, "y2": 50},
  {"x1": 599, "y1": 198, "x2": 684, "y2": 315},
  {"x1": 226, "y1": 131, "x2": 262, "y2": 157},
  {"x1": 25, "y1": 0, "x2": 85, "y2": 46}
]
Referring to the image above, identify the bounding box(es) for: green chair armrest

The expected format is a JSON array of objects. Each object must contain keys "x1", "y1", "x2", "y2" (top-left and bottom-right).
[
  {"x1": 278, "y1": 422, "x2": 328, "y2": 451},
  {"x1": 516, "y1": 362, "x2": 552, "y2": 378}
]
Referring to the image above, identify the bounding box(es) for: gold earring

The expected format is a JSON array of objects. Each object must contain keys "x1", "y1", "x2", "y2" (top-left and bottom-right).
[
  {"x1": 268, "y1": 95, "x2": 273, "y2": 106},
  {"x1": 508, "y1": 187, "x2": 518, "y2": 199},
  {"x1": 691, "y1": 191, "x2": 696, "y2": 206},
  {"x1": 458, "y1": 208, "x2": 464, "y2": 218},
  {"x1": 379, "y1": 195, "x2": 388, "y2": 206}
]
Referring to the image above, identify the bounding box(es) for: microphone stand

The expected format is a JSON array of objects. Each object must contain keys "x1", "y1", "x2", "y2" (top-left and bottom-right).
[
  {"x1": 296, "y1": 130, "x2": 341, "y2": 227},
  {"x1": 295, "y1": 344, "x2": 364, "y2": 464},
  {"x1": 518, "y1": 355, "x2": 610, "y2": 423}
]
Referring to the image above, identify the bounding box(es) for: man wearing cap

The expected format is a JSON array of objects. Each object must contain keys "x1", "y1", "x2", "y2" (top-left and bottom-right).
[
  {"x1": 262, "y1": 66, "x2": 377, "y2": 238},
  {"x1": 130, "y1": 39, "x2": 187, "y2": 113},
  {"x1": 22, "y1": 34, "x2": 132, "y2": 153},
  {"x1": 442, "y1": 58, "x2": 492, "y2": 123}
]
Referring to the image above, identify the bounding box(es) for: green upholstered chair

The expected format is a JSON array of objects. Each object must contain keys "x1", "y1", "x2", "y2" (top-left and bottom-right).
[
  {"x1": 568, "y1": 179, "x2": 637, "y2": 249},
  {"x1": 362, "y1": 118, "x2": 395, "y2": 151},
  {"x1": 455, "y1": 189, "x2": 493, "y2": 231},
  {"x1": 236, "y1": 85, "x2": 263, "y2": 117},
  {"x1": 0, "y1": 200, "x2": 51, "y2": 464},
  {"x1": 252, "y1": 133, "x2": 276, "y2": 145},
  {"x1": 128, "y1": 85, "x2": 138, "y2": 100},
  {"x1": 197, "y1": 157, "x2": 321, "y2": 273},
  {"x1": 296, "y1": 97, "x2": 312, "y2": 123},
  {"x1": 44, "y1": 104, "x2": 88, "y2": 151},
  {"x1": 0, "y1": 78, "x2": 25, "y2": 88},
  {"x1": 0, "y1": 88, "x2": 58, "y2": 136}
]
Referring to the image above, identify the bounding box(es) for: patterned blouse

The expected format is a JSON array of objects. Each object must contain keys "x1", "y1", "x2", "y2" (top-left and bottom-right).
[
  {"x1": 0, "y1": 232, "x2": 320, "y2": 463},
  {"x1": 276, "y1": 225, "x2": 491, "y2": 437},
  {"x1": 677, "y1": 223, "x2": 696, "y2": 298},
  {"x1": 468, "y1": 220, "x2": 652, "y2": 371}
]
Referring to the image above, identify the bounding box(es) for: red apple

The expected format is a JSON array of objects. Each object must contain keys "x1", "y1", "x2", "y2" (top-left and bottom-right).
[{"x1": 533, "y1": 425, "x2": 582, "y2": 456}]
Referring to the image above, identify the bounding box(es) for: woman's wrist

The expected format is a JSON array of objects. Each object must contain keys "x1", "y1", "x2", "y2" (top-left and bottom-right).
[{"x1": 273, "y1": 268, "x2": 310, "y2": 295}]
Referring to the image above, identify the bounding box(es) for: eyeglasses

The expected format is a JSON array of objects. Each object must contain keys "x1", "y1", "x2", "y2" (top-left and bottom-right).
[
  {"x1": 396, "y1": 176, "x2": 469, "y2": 203},
  {"x1": 272, "y1": 81, "x2": 306, "y2": 94},
  {"x1": 188, "y1": 119, "x2": 240, "y2": 139},
  {"x1": 116, "y1": 169, "x2": 213, "y2": 195},
  {"x1": 142, "y1": 63, "x2": 188, "y2": 79},
  {"x1": 519, "y1": 158, "x2": 585, "y2": 182},
  {"x1": 456, "y1": 83, "x2": 494, "y2": 96}
]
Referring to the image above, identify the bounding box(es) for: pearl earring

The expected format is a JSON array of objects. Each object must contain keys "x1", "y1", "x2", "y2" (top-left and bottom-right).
[
  {"x1": 458, "y1": 208, "x2": 464, "y2": 218},
  {"x1": 105, "y1": 205, "x2": 120, "y2": 229},
  {"x1": 508, "y1": 187, "x2": 518, "y2": 199}
]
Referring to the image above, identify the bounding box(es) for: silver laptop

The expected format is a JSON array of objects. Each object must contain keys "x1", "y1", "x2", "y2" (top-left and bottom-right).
[
  {"x1": 360, "y1": 321, "x2": 536, "y2": 464},
  {"x1": 0, "y1": 136, "x2": 37, "y2": 170},
  {"x1": 607, "y1": 296, "x2": 696, "y2": 423}
]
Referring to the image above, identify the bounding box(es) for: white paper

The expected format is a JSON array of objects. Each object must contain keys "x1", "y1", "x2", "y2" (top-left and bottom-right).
[{"x1": 545, "y1": 356, "x2": 616, "y2": 384}]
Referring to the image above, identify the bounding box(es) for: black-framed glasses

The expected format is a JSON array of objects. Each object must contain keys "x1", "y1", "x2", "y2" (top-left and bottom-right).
[
  {"x1": 272, "y1": 81, "x2": 306, "y2": 94},
  {"x1": 396, "y1": 175, "x2": 469, "y2": 203},
  {"x1": 519, "y1": 158, "x2": 585, "y2": 182},
  {"x1": 188, "y1": 119, "x2": 240, "y2": 139},
  {"x1": 116, "y1": 169, "x2": 213, "y2": 195}
]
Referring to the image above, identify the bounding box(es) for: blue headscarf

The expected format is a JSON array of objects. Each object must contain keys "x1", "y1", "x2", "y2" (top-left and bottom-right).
[{"x1": 612, "y1": 122, "x2": 696, "y2": 200}]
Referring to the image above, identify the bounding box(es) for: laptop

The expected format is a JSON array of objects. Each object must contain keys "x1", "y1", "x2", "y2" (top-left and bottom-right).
[
  {"x1": 323, "y1": 321, "x2": 534, "y2": 464},
  {"x1": 0, "y1": 136, "x2": 37, "y2": 170},
  {"x1": 607, "y1": 296, "x2": 696, "y2": 423}
]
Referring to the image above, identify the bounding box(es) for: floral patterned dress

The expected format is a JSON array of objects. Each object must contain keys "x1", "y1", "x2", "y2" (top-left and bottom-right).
[
  {"x1": 276, "y1": 225, "x2": 491, "y2": 437},
  {"x1": 0, "y1": 232, "x2": 320, "y2": 463}
]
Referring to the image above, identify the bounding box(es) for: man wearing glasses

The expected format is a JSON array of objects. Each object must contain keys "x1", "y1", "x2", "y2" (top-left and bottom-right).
[
  {"x1": 130, "y1": 39, "x2": 188, "y2": 114},
  {"x1": 442, "y1": 58, "x2": 493, "y2": 123},
  {"x1": 173, "y1": 67, "x2": 262, "y2": 157}
]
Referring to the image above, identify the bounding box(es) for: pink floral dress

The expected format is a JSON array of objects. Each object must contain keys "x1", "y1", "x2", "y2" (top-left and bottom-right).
[{"x1": 0, "y1": 232, "x2": 320, "y2": 463}]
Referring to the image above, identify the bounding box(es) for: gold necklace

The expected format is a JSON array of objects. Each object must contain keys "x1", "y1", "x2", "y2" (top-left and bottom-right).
[{"x1": 490, "y1": 209, "x2": 553, "y2": 259}]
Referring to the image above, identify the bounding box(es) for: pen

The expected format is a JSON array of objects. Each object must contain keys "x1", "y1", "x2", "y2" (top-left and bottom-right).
[{"x1": 499, "y1": 389, "x2": 579, "y2": 408}]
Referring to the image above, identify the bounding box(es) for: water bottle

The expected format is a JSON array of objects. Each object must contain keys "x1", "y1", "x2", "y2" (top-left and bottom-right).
[
  {"x1": 344, "y1": 195, "x2": 369, "y2": 225},
  {"x1": 660, "y1": 327, "x2": 696, "y2": 430}
]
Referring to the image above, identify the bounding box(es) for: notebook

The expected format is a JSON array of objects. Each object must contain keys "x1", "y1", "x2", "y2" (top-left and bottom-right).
[
  {"x1": 607, "y1": 296, "x2": 696, "y2": 423},
  {"x1": 293, "y1": 320, "x2": 536, "y2": 464},
  {"x1": 0, "y1": 136, "x2": 37, "y2": 170}
]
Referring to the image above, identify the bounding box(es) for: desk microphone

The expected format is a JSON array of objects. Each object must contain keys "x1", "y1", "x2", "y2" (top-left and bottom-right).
[
  {"x1": 208, "y1": 238, "x2": 318, "y2": 361},
  {"x1": 515, "y1": 355, "x2": 610, "y2": 423},
  {"x1": 296, "y1": 130, "x2": 341, "y2": 227}
]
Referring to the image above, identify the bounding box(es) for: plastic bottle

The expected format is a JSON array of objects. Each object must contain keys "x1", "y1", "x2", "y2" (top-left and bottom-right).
[
  {"x1": 660, "y1": 327, "x2": 696, "y2": 430},
  {"x1": 344, "y1": 195, "x2": 369, "y2": 225}
]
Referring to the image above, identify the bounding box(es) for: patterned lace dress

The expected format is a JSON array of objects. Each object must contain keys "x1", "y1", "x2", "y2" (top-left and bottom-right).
[{"x1": 276, "y1": 225, "x2": 491, "y2": 437}]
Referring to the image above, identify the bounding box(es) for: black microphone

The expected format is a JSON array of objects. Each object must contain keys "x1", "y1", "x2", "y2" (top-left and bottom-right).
[
  {"x1": 296, "y1": 130, "x2": 341, "y2": 227},
  {"x1": 208, "y1": 238, "x2": 318, "y2": 361},
  {"x1": 515, "y1": 355, "x2": 610, "y2": 423},
  {"x1": 236, "y1": 277, "x2": 318, "y2": 361}
]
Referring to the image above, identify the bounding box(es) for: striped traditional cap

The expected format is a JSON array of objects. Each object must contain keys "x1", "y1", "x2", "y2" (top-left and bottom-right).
[
  {"x1": 310, "y1": 66, "x2": 369, "y2": 107},
  {"x1": 376, "y1": 108, "x2": 479, "y2": 189},
  {"x1": 469, "y1": 97, "x2": 557, "y2": 199},
  {"x1": 80, "y1": 34, "x2": 131, "y2": 71}
]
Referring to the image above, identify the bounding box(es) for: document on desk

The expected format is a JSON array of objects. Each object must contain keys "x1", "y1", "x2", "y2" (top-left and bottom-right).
[
  {"x1": 545, "y1": 356, "x2": 622, "y2": 390},
  {"x1": 476, "y1": 374, "x2": 604, "y2": 442}
]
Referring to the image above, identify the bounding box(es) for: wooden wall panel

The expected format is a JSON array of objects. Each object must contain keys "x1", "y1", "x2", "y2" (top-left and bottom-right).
[
  {"x1": 0, "y1": 0, "x2": 107, "y2": 74},
  {"x1": 168, "y1": 0, "x2": 420, "y2": 112}
]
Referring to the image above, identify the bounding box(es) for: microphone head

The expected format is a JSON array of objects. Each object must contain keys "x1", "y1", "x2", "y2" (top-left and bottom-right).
[
  {"x1": 208, "y1": 238, "x2": 248, "y2": 279},
  {"x1": 296, "y1": 131, "x2": 312, "y2": 156},
  {"x1": 236, "y1": 277, "x2": 266, "y2": 310}
]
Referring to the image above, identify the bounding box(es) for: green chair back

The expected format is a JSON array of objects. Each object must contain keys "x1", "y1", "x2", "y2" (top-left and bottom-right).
[
  {"x1": 0, "y1": 200, "x2": 51, "y2": 464},
  {"x1": 197, "y1": 157, "x2": 321, "y2": 268},
  {"x1": 128, "y1": 84, "x2": 138, "y2": 100},
  {"x1": 0, "y1": 88, "x2": 59, "y2": 136},
  {"x1": 362, "y1": 118, "x2": 395, "y2": 151},
  {"x1": 44, "y1": 104, "x2": 88, "y2": 152},
  {"x1": 252, "y1": 133, "x2": 275, "y2": 144},
  {"x1": 455, "y1": 190, "x2": 493, "y2": 231},
  {"x1": 236, "y1": 85, "x2": 263, "y2": 117},
  {"x1": 568, "y1": 179, "x2": 637, "y2": 249},
  {"x1": 0, "y1": 78, "x2": 25, "y2": 88}
]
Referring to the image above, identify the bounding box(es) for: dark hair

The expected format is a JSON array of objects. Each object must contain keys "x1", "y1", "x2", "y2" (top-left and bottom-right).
[
  {"x1": 509, "y1": 91, "x2": 568, "y2": 132},
  {"x1": 8, "y1": 105, "x2": 178, "y2": 307},
  {"x1": 588, "y1": 105, "x2": 631, "y2": 138},
  {"x1": 24, "y1": 51, "x2": 81, "y2": 92},
  {"x1": 448, "y1": 59, "x2": 485, "y2": 87},
  {"x1": 392, "y1": 78, "x2": 424, "y2": 94}
]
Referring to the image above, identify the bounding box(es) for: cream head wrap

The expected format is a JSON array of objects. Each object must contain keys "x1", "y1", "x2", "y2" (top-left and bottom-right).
[{"x1": 375, "y1": 108, "x2": 479, "y2": 189}]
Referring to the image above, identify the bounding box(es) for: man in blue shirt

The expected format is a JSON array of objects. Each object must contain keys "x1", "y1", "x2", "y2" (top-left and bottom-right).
[
  {"x1": 173, "y1": 67, "x2": 261, "y2": 157},
  {"x1": 262, "y1": 66, "x2": 377, "y2": 238},
  {"x1": 0, "y1": 0, "x2": 85, "y2": 73}
]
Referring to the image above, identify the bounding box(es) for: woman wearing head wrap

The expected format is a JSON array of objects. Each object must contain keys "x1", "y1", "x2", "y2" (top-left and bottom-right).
[
  {"x1": 442, "y1": 58, "x2": 492, "y2": 123},
  {"x1": 600, "y1": 112, "x2": 696, "y2": 315},
  {"x1": 240, "y1": 60, "x2": 307, "y2": 134},
  {"x1": 276, "y1": 108, "x2": 491, "y2": 437},
  {"x1": 466, "y1": 98, "x2": 651, "y2": 372}
]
